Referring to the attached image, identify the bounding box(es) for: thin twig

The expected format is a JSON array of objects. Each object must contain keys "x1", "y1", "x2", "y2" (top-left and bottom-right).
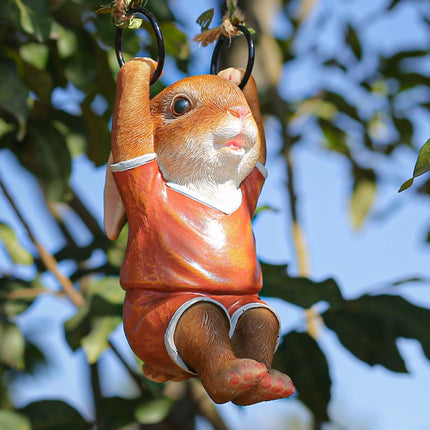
[
  {"x1": 0, "y1": 178, "x2": 85, "y2": 307},
  {"x1": 2, "y1": 287, "x2": 50, "y2": 300},
  {"x1": 108, "y1": 339, "x2": 147, "y2": 392},
  {"x1": 268, "y1": 88, "x2": 310, "y2": 277},
  {"x1": 189, "y1": 379, "x2": 230, "y2": 430}
]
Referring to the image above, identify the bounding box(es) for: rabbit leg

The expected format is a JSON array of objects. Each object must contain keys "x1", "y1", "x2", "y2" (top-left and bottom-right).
[
  {"x1": 174, "y1": 302, "x2": 268, "y2": 404},
  {"x1": 230, "y1": 307, "x2": 295, "y2": 405}
]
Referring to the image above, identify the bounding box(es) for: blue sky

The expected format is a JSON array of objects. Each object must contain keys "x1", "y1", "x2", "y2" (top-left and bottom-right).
[{"x1": 1, "y1": 0, "x2": 430, "y2": 429}]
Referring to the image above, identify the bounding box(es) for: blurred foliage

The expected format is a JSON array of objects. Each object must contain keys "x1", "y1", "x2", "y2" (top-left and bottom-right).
[{"x1": 0, "y1": 0, "x2": 429, "y2": 429}]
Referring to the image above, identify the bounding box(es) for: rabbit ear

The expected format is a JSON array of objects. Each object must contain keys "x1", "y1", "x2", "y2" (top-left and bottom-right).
[
  {"x1": 104, "y1": 152, "x2": 126, "y2": 240},
  {"x1": 240, "y1": 74, "x2": 266, "y2": 164}
]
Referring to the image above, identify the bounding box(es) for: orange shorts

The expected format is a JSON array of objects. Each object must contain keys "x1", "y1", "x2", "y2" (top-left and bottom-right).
[{"x1": 123, "y1": 290, "x2": 280, "y2": 376}]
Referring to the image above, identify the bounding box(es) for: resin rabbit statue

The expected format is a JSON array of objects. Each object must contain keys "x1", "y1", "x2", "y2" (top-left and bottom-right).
[{"x1": 104, "y1": 58, "x2": 295, "y2": 405}]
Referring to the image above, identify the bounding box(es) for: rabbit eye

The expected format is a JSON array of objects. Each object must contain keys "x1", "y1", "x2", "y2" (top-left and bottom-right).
[{"x1": 172, "y1": 97, "x2": 191, "y2": 116}]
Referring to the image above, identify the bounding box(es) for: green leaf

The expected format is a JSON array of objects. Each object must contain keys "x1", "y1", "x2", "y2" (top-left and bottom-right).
[
  {"x1": 86, "y1": 277, "x2": 124, "y2": 305},
  {"x1": 0, "y1": 59, "x2": 29, "y2": 138},
  {"x1": 64, "y1": 304, "x2": 90, "y2": 351},
  {"x1": 0, "y1": 410, "x2": 31, "y2": 430},
  {"x1": 0, "y1": 320, "x2": 25, "y2": 370},
  {"x1": 0, "y1": 277, "x2": 43, "y2": 317},
  {"x1": 196, "y1": 8, "x2": 214, "y2": 31},
  {"x1": 399, "y1": 138, "x2": 430, "y2": 191},
  {"x1": 274, "y1": 331, "x2": 331, "y2": 423},
  {"x1": 0, "y1": 223, "x2": 33, "y2": 265},
  {"x1": 324, "y1": 91, "x2": 360, "y2": 122},
  {"x1": 350, "y1": 177, "x2": 376, "y2": 229},
  {"x1": 14, "y1": 119, "x2": 72, "y2": 202},
  {"x1": 318, "y1": 118, "x2": 350, "y2": 156},
  {"x1": 354, "y1": 295, "x2": 430, "y2": 360},
  {"x1": 81, "y1": 315, "x2": 122, "y2": 363},
  {"x1": 135, "y1": 398, "x2": 174, "y2": 425},
  {"x1": 19, "y1": 0, "x2": 51, "y2": 41},
  {"x1": 23, "y1": 340, "x2": 47, "y2": 373},
  {"x1": 160, "y1": 22, "x2": 189, "y2": 61},
  {"x1": 81, "y1": 98, "x2": 110, "y2": 167},
  {"x1": 323, "y1": 297, "x2": 408, "y2": 372},
  {"x1": 19, "y1": 43, "x2": 49, "y2": 70},
  {"x1": 393, "y1": 116, "x2": 413, "y2": 146},
  {"x1": 20, "y1": 400, "x2": 91, "y2": 430},
  {"x1": 98, "y1": 397, "x2": 142, "y2": 430},
  {"x1": 345, "y1": 24, "x2": 362, "y2": 60},
  {"x1": 261, "y1": 263, "x2": 344, "y2": 309}
]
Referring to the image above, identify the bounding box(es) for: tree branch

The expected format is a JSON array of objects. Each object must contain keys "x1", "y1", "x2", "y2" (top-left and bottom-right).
[{"x1": 0, "y1": 177, "x2": 85, "y2": 307}]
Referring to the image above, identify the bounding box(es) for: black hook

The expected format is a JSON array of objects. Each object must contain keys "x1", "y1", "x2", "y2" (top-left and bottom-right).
[
  {"x1": 115, "y1": 7, "x2": 165, "y2": 86},
  {"x1": 210, "y1": 24, "x2": 255, "y2": 90}
]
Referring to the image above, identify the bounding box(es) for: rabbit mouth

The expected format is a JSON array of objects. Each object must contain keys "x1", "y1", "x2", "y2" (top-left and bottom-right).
[{"x1": 222, "y1": 135, "x2": 247, "y2": 154}]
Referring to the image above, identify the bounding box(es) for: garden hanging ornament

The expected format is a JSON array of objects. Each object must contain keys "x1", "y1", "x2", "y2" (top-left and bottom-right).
[{"x1": 104, "y1": 6, "x2": 295, "y2": 405}]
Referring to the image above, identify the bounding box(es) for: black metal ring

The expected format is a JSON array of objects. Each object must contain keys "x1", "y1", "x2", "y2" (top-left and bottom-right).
[
  {"x1": 115, "y1": 7, "x2": 165, "y2": 85},
  {"x1": 210, "y1": 24, "x2": 255, "y2": 90}
]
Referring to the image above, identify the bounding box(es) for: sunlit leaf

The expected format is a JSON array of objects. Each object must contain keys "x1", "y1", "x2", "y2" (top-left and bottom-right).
[
  {"x1": 81, "y1": 315, "x2": 122, "y2": 363},
  {"x1": 0, "y1": 410, "x2": 31, "y2": 430},
  {"x1": 160, "y1": 22, "x2": 189, "y2": 61},
  {"x1": 350, "y1": 178, "x2": 376, "y2": 229},
  {"x1": 135, "y1": 398, "x2": 174, "y2": 424},
  {"x1": 0, "y1": 223, "x2": 33, "y2": 265},
  {"x1": 274, "y1": 331, "x2": 331, "y2": 423},
  {"x1": 19, "y1": 43, "x2": 49, "y2": 70},
  {"x1": 399, "y1": 138, "x2": 430, "y2": 191},
  {"x1": 0, "y1": 321, "x2": 25, "y2": 370},
  {"x1": 86, "y1": 277, "x2": 124, "y2": 305}
]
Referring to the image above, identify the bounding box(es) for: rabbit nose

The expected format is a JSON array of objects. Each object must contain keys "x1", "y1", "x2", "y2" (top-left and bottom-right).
[{"x1": 228, "y1": 105, "x2": 251, "y2": 119}]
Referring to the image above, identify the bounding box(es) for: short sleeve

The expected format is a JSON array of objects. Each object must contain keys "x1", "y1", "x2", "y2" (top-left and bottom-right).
[{"x1": 241, "y1": 162, "x2": 267, "y2": 216}]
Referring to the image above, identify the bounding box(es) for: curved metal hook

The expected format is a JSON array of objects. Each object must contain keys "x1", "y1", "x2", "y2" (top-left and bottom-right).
[
  {"x1": 210, "y1": 24, "x2": 255, "y2": 90},
  {"x1": 115, "y1": 7, "x2": 165, "y2": 85}
]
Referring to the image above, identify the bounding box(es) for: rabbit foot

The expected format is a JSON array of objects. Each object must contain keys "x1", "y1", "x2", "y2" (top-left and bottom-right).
[
  {"x1": 201, "y1": 358, "x2": 267, "y2": 404},
  {"x1": 232, "y1": 369, "x2": 295, "y2": 406}
]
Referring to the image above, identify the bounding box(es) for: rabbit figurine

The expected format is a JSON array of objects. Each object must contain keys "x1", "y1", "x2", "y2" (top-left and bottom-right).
[{"x1": 104, "y1": 58, "x2": 295, "y2": 405}]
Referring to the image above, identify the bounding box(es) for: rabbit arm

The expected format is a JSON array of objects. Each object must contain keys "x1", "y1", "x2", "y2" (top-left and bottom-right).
[
  {"x1": 104, "y1": 58, "x2": 157, "y2": 240},
  {"x1": 111, "y1": 58, "x2": 157, "y2": 162}
]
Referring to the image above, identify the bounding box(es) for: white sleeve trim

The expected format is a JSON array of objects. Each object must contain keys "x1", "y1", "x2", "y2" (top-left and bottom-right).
[
  {"x1": 229, "y1": 303, "x2": 281, "y2": 352},
  {"x1": 110, "y1": 153, "x2": 156, "y2": 172},
  {"x1": 256, "y1": 161, "x2": 268, "y2": 179},
  {"x1": 164, "y1": 297, "x2": 231, "y2": 375}
]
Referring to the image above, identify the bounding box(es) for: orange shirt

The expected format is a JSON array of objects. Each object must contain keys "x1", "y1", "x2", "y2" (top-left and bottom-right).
[{"x1": 112, "y1": 156, "x2": 265, "y2": 295}]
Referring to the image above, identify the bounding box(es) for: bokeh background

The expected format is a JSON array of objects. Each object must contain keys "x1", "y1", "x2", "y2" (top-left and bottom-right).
[{"x1": 1, "y1": 0, "x2": 430, "y2": 429}]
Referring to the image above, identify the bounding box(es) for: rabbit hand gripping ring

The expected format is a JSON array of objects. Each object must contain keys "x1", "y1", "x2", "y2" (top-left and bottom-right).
[{"x1": 104, "y1": 17, "x2": 295, "y2": 405}]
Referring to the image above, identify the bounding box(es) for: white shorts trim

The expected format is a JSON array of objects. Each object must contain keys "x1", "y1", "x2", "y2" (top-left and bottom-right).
[
  {"x1": 229, "y1": 303, "x2": 282, "y2": 351},
  {"x1": 164, "y1": 297, "x2": 230, "y2": 375}
]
